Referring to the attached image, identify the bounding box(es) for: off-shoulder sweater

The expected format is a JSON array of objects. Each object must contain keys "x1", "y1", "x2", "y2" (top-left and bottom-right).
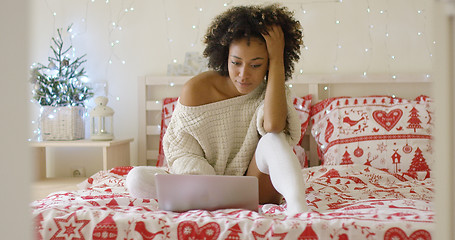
[{"x1": 162, "y1": 82, "x2": 301, "y2": 176}]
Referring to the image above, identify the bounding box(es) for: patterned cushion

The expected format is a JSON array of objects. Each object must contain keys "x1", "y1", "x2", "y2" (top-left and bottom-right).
[
  {"x1": 157, "y1": 97, "x2": 179, "y2": 167},
  {"x1": 293, "y1": 94, "x2": 312, "y2": 145},
  {"x1": 109, "y1": 166, "x2": 134, "y2": 176},
  {"x1": 310, "y1": 95, "x2": 433, "y2": 180}
]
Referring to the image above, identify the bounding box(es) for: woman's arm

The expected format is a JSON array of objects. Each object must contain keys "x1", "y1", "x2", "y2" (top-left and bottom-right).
[{"x1": 262, "y1": 25, "x2": 287, "y2": 133}]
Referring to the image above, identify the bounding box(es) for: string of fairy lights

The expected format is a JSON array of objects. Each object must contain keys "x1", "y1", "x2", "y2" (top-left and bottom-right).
[
  {"x1": 29, "y1": 0, "x2": 434, "y2": 141},
  {"x1": 38, "y1": 0, "x2": 434, "y2": 89}
]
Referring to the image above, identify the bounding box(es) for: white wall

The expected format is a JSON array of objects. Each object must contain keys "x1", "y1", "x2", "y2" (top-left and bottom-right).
[
  {"x1": 28, "y1": 0, "x2": 435, "y2": 177},
  {"x1": 1, "y1": 1, "x2": 32, "y2": 239}
]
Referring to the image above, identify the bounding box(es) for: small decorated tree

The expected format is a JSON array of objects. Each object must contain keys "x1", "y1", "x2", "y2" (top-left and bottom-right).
[
  {"x1": 30, "y1": 25, "x2": 93, "y2": 140},
  {"x1": 30, "y1": 25, "x2": 93, "y2": 107}
]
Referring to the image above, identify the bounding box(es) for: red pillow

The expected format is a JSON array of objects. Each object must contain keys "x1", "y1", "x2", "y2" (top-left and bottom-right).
[
  {"x1": 310, "y1": 95, "x2": 433, "y2": 180},
  {"x1": 293, "y1": 94, "x2": 312, "y2": 145},
  {"x1": 157, "y1": 97, "x2": 179, "y2": 167},
  {"x1": 109, "y1": 166, "x2": 134, "y2": 176}
]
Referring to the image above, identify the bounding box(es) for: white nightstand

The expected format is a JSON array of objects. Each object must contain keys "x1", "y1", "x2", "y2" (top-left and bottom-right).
[{"x1": 30, "y1": 138, "x2": 133, "y2": 180}]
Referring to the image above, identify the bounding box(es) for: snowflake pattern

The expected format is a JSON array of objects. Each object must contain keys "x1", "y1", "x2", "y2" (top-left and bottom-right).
[{"x1": 377, "y1": 142, "x2": 387, "y2": 153}]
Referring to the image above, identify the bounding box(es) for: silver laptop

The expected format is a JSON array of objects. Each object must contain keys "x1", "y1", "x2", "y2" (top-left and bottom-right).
[{"x1": 155, "y1": 174, "x2": 259, "y2": 212}]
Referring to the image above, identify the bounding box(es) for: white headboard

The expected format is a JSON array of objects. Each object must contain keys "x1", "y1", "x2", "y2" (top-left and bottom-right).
[{"x1": 138, "y1": 73, "x2": 432, "y2": 167}]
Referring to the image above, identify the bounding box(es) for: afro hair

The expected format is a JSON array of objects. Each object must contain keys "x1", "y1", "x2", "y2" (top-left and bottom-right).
[{"x1": 203, "y1": 4, "x2": 303, "y2": 80}]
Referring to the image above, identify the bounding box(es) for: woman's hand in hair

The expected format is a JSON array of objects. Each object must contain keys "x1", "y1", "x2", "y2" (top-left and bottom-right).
[{"x1": 262, "y1": 25, "x2": 285, "y2": 63}]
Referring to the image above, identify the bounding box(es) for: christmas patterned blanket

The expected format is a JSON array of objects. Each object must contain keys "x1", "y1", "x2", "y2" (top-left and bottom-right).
[{"x1": 31, "y1": 164, "x2": 434, "y2": 240}]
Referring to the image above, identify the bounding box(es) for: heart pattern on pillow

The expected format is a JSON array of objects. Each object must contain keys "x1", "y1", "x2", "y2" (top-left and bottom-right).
[{"x1": 372, "y1": 109, "x2": 403, "y2": 131}]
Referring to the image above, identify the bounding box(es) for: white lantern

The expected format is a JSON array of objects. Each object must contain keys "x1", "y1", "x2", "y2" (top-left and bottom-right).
[{"x1": 90, "y1": 96, "x2": 114, "y2": 141}]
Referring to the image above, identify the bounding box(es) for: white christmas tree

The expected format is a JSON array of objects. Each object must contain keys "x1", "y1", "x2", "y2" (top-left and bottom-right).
[{"x1": 30, "y1": 25, "x2": 93, "y2": 107}]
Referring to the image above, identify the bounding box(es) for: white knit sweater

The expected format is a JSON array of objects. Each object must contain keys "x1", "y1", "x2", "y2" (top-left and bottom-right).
[{"x1": 162, "y1": 82, "x2": 301, "y2": 176}]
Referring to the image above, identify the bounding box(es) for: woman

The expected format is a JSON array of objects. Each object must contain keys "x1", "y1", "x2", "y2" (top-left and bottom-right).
[{"x1": 127, "y1": 4, "x2": 307, "y2": 214}]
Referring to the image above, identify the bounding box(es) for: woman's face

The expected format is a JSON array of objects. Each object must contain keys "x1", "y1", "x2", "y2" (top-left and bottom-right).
[{"x1": 227, "y1": 37, "x2": 269, "y2": 95}]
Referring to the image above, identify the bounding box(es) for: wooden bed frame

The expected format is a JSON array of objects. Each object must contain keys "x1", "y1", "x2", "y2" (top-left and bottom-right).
[{"x1": 137, "y1": 73, "x2": 432, "y2": 167}]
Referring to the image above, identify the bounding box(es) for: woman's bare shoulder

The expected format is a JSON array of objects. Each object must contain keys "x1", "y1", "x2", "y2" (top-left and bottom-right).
[{"x1": 180, "y1": 71, "x2": 224, "y2": 106}]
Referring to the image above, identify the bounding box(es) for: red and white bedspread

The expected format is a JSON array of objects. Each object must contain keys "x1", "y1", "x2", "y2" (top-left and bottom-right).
[{"x1": 31, "y1": 164, "x2": 434, "y2": 240}]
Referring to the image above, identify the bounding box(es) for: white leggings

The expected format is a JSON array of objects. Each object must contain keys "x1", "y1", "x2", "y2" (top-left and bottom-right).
[
  {"x1": 126, "y1": 132, "x2": 307, "y2": 214},
  {"x1": 125, "y1": 166, "x2": 168, "y2": 199},
  {"x1": 255, "y1": 132, "x2": 307, "y2": 214}
]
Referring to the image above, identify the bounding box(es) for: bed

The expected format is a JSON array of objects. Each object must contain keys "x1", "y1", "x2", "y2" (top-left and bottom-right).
[{"x1": 31, "y1": 73, "x2": 434, "y2": 240}]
